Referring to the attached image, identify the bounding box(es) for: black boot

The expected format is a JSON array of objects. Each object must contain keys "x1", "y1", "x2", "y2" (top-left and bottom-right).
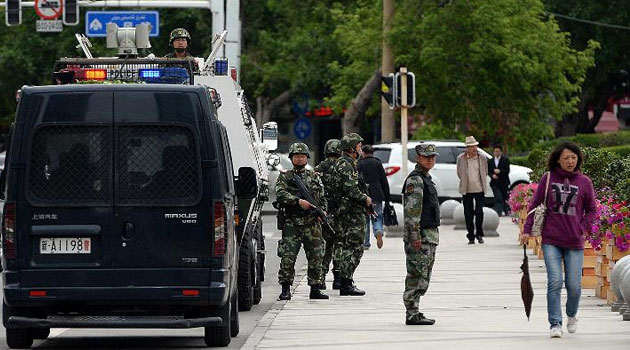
[
  {"x1": 332, "y1": 271, "x2": 341, "y2": 290},
  {"x1": 278, "y1": 283, "x2": 291, "y2": 301},
  {"x1": 405, "y1": 312, "x2": 435, "y2": 325},
  {"x1": 340, "y1": 278, "x2": 365, "y2": 296},
  {"x1": 309, "y1": 286, "x2": 329, "y2": 300}
]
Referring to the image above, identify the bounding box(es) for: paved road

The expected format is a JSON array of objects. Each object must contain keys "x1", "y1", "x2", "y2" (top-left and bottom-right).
[{"x1": 0, "y1": 213, "x2": 304, "y2": 349}]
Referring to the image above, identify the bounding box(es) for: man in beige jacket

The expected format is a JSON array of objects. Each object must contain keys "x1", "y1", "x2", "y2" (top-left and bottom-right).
[{"x1": 456, "y1": 136, "x2": 488, "y2": 244}]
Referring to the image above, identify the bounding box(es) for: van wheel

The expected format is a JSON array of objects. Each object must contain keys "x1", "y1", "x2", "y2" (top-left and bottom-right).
[
  {"x1": 32, "y1": 328, "x2": 50, "y2": 339},
  {"x1": 238, "y1": 240, "x2": 255, "y2": 311},
  {"x1": 204, "y1": 301, "x2": 231, "y2": 347},
  {"x1": 230, "y1": 291, "x2": 240, "y2": 337},
  {"x1": 6, "y1": 328, "x2": 33, "y2": 349},
  {"x1": 253, "y1": 251, "x2": 264, "y2": 305}
]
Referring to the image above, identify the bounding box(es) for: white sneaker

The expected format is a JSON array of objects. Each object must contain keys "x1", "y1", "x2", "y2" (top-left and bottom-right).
[
  {"x1": 567, "y1": 317, "x2": 578, "y2": 333},
  {"x1": 550, "y1": 325, "x2": 563, "y2": 338}
]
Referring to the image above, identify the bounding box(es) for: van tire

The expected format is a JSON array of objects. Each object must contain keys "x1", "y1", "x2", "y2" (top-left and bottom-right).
[
  {"x1": 253, "y1": 221, "x2": 264, "y2": 305},
  {"x1": 31, "y1": 328, "x2": 50, "y2": 339},
  {"x1": 204, "y1": 301, "x2": 231, "y2": 347},
  {"x1": 6, "y1": 328, "x2": 33, "y2": 349},
  {"x1": 238, "y1": 240, "x2": 255, "y2": 311},
  {"x1": 230, "y1": 291, "x2": 239, "y2": 337}
]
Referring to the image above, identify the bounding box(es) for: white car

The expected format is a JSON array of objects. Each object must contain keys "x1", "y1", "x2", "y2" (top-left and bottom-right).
[{"x1": 372, "y1": 141, "x2": 532, "y2": 203}]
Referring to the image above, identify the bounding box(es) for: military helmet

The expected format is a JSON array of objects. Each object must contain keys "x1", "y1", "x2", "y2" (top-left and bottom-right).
[
  {"x1": 288, "y1": 142, "x2": 310, "y2": 158},
  {"x1": 340, "y1": 133, "x2": 364, "y2": 151},
  {"x1": 415, "y1": 143, "x2": 440, "y2": 156},
  {"x1": 324, "y1": 139, "x2": 341, "y2": 156},
  {"x1": 169, "y1": 28, "x2": 191, "y2": 45}
]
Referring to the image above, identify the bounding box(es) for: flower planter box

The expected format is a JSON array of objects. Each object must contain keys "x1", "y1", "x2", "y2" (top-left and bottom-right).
[
  {"x1": 596, "y1": 285, "x2": 608, "y2": 299},
  {"x1": 581, "y1": 274, "x2": 597, "y2": 289},
  {"x1": 605, "y1": 244, "x2": 630, "y2": 261},
  {"x1": 607, "y1": 288, "x2": 617, "y2": 305}
]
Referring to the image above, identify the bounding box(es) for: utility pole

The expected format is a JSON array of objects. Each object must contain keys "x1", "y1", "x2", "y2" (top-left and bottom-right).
[
  {"x1": 400, "y1": 67, "x2": 408, "y2": 178},
  {"x1": 381, "y1": 0, "x2": 395, "y2": 142}
]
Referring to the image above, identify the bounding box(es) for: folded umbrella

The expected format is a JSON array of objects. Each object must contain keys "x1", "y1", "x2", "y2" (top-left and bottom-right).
[{"x1": 520, "y1": 245, "x2": 534, "y2": 320}]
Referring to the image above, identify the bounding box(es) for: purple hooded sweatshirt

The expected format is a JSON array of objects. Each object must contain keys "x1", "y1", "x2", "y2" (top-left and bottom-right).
[{"x1": 524, "y1": 168, "x2": 597, "y2": 250}]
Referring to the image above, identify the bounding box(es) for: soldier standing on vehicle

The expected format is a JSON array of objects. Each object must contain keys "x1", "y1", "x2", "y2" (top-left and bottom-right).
[
  {"x1": 402, "y1": 143, "x2": 440, "y2": 325},
  {"x1": 332, "y1": 133, "x2": 371, "y2": 296},
  {"x1": 275, "y1": 143, "x2": 329, "y2": 300},
  {"x1": 164, "y1": 28, "x2": 199, "y2": 72},
  {"x1": 315, "y1": 139, "x2": 342, "y2": 290}
]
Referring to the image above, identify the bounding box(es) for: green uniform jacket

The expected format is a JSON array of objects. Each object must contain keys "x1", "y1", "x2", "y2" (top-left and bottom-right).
[
  {"x1": 332, "y1": 155, "x2": 368, "y2": 214},
  {"x1": 275, "y1": 168, "x2": 326, "y2": 226},
  {"x1": 403, "y1": 165, "x2": 439, "y2": 245}
]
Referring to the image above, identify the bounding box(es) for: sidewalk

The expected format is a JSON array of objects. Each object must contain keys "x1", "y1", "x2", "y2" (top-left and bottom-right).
[{"x1": 243, "y1": 217, "x2": 629, "y2": 350}]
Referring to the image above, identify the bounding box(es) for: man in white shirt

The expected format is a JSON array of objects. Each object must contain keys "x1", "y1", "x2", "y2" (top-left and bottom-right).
[{"x1": 456, "y1": 136, "x2": 488, "y2": 244}]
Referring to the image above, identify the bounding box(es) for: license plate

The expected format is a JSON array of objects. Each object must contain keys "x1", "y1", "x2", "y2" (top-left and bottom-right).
[{"x1": 40, "y1": 238, "x2": 91, "y2": 254}]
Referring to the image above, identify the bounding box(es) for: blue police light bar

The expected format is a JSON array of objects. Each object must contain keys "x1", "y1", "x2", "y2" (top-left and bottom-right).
[
  {"x1": 139, "y1": 69, "x2": 162, "y2": 79},
  {"x1": 139, "y1": 68, "x2": 190, "y2": 84}
]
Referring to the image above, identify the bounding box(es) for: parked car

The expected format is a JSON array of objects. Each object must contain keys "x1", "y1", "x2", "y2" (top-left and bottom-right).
[{"x1": 373, "y1": 141, "x2": 532, "y2": 203}]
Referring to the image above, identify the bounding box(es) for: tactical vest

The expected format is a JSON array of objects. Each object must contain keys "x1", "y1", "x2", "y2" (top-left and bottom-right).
[{"x1": 407, "y1": 168, "x2": 440, "y2": 229}]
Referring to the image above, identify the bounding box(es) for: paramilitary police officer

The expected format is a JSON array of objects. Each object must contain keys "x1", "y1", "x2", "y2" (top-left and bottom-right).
[
  {"x1": 164, "y1": 28, "x2": 200, "y2": 72},
  {"x1": 332, "y1": 133, "x2": 371, "y2": 296},
  {"x1": 275, "y1": 143, "x2": 329, "y2": 300},
  {"x1": 402, "y1": 143, "x2": 440, "y2": 325},
  {"x1": 314, "y1": 139, "x2": 342, "y2": 290}
]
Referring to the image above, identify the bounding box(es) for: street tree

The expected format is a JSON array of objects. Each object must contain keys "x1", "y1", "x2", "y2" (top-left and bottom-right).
[
  {"x1": 389, "y1": 0, "x2": 598, "y2": 149},
  {"x1": 545, "y1": 0, "x2": 630, "y2": 136}
]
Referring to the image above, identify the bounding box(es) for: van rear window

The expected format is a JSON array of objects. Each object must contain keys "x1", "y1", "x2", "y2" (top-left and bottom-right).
[
  {"x1": 28, "y1": 125, "x2": 111, "y2": 205},
  {"x1": 117, "y1": 125, "x2": 200, "y2": 205},
  {"x1": 27, "y1": 125, "x2": 201, "y2": 206}
]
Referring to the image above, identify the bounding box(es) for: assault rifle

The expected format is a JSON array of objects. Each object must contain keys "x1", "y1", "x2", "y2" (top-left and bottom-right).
[{"x1": 292, "y1": 173, "x2": 336, "y2": 235}]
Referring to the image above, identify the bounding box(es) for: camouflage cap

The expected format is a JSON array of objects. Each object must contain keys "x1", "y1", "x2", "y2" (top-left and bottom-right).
[
  {"x1": 288, "y1": 142, "x2": 310, "y2": 158},
  {"x1": 324, "y1": 139, "x2": 341, "y2": 155},
  {"x1": 169, "y1": 28, "x2": 191, "y2": 44},
  {"x1": 340, "y1": 133, "x2": 364, "y2": 151},
  {"x1": 415, "y1": 143, "x2": 439, "y2": 156}
]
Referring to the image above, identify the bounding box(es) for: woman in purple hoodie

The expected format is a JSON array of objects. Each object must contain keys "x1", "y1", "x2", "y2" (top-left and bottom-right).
[{"x1": 521, "y1": 142, "x2": 597, "y2": 338}]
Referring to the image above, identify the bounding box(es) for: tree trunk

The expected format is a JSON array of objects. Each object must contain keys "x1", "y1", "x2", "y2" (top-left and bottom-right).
[
  {"x1": 343, "y1": 69, "x2": 381, "y2": 134},
  {"x1": 255, "y1": 90, "x2": 292, "y2": 126}
]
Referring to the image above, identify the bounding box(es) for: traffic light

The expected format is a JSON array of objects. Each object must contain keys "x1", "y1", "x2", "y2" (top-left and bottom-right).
[
  {"x1": 395, "y1": 72, "x2": 416, "y2": 108},
  {"x1": 381, "y1": 73, "x2": 396, "y2": 110},
  {"x1": 63, "y1": 0, "x2": 79, "y2": 26},
  {"x1": 5, "y1": 0, "x2": 22, "y2": 26}
]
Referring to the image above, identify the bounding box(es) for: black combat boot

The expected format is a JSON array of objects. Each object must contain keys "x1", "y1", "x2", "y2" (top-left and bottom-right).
[
  {"x1": 405, "y1": 312, "x2": 435, "y2": 325},
  {"x1": 332, "y1": 271, "x2": 342, "y2": 290},
  {"x1": 278, "y1": 283, "x2": 291, "y2": 301},
  {"x1": 309, "y1": 286, "x2": 329, "y2": 300},
  {"x1": 339, "y1": 278, "x2": 365, "y2": 296}
]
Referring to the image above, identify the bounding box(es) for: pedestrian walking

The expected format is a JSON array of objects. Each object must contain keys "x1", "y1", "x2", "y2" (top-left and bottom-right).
[
  {"x1": 314, "y1": 138, "x2": 343, "y2": 290},
  {"x1": 456, "y1": 136, "x2": 488, "y2": 244},
  {"x1": 402, "y1": 143, "x2": 440, "y2": 325},
  {"x1": 521, "y1": 141, "x2": 597, "y2": 338},
  {"x1": 357, "y1": 144, "x2": 390, "y2": 250},
  {"x1": 488, "y1": 145, "x2": 511, "y2": 216},
  {"x1": 331, "y1": 133, "x2": 371, "y2": 296},
  {"x1": 275, "y1": 143, "x2": 329, "y2": 300}
]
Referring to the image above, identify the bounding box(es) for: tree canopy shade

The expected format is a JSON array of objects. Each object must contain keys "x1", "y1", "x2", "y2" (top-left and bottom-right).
[
  {"x1": 545, "y1": 0, "x2": 630, "y2": 135},
  {"x1": 389, "y1": 0, "x2": 597, "y2": 149}
]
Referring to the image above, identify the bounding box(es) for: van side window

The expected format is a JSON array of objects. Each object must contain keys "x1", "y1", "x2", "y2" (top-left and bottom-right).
[
  {"x1": 117, "y1": 125, "x2": 201, "y2": 205},
  {"x1": 27, "y1": 126, "x2": 111, "y2": 205}
]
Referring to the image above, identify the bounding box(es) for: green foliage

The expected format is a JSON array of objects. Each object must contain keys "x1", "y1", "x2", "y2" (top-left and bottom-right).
[
  {"x1": 611, "y1": 156, "x2": 630, "y2": 202},
  {"x1": 390, "y1": 0, "x2": 597, "y2": 149},
  {"x1": 533, "y1": 131, "x2": 630, "y2": 151},
  {"x1": 526, "y1": 147, "x2": 552, "y2": 182},
  {"x1": 411, "y1": 119, "x2": 464, "y2": 141},
  {"x1": 510, "y1": 155, "x2": 529, "y2": 167}
]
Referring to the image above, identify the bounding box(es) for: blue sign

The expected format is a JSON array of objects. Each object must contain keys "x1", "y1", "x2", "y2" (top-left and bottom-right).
[
  {"x1": 293, "y1": 118, "x2": 312, "y2": 140},
  {"x1": 85, "y1": 11, "x2": 159, "y2": 37}
]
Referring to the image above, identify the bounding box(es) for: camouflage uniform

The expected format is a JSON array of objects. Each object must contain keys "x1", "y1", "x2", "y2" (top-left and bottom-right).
[
  {"x1": 164, "y1": 28, "x2": 199, "y2": 72},
  {"x1": 314, "y1": 139, "x2": 341, "y2": 283},
  {"x1": 332, "y1": 134, "x2": 369, "y2": 283},
  {"x1": 276, "y1": 167, "x2": 326, "y2": 287},
  {"x1": 403, "y1": 144, "x2": 440, "y2": 320}
]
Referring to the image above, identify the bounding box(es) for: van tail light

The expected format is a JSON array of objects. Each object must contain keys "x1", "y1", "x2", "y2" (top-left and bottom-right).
[
  {"x1": 2, "y1": 202, "x2": 16, "y2": 260},
  {"x1": 384, "y1": 166, "x2": 400, "y2": 176},
  {"x1": 213, "y1": 202, "x2": 227, "y2": 256}
]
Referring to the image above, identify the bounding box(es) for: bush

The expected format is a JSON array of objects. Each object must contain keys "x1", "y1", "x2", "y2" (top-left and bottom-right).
[
  {"x1": 601, "y1": 144, "x2": 630, "y2": 158},
  {"x1": 532, "y1": 131, "x2": 630, "y2": 151},
  {"x1": 510, "y1": 155, "x2": 529, "y2": 167}
]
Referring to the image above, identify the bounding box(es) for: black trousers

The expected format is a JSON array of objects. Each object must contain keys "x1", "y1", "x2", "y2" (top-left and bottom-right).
[{"x1": 463, "y1": 192, "x2": 485, "y2": 240}]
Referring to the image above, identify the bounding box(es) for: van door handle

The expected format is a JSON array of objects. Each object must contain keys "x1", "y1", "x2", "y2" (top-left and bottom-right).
[{"x1": 123, "y1": 222, "x2": 135, "y2": 240}]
